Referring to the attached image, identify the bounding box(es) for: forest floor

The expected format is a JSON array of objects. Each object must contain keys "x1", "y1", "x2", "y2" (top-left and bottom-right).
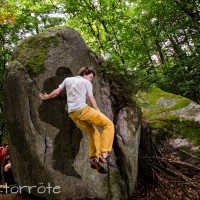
[
  {"x1": 1, "y1": 174, "x2": 199, "y2": 200},
  {"x1": 0, "y1": 147, "x2": 200, "y2": 200},
  {"x1": 132, "y1": 172, "x2": 200, "y2": 200},
  {"x1": 0, "y1": 193, "x2": 42, "y2": 200},
  {"x1": 1, "y1": 169, "x2": 199, "y2": 200},
  {"x1": 132, "y1": 145, "x2": 200, "y2": 200}
]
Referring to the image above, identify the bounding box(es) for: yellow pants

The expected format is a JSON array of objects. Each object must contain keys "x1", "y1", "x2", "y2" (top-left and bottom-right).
[{"x1": 69, "y1": 106, "x2": 114, "y2": 158}]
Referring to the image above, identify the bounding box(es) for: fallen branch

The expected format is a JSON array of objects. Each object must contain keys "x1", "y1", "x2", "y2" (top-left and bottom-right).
[
  {"x1": 169, "y1": 160, "x2": 200, "y2": 171},
  {"x1": 179, "y1": 149, "x2": 200, "y2": 161},
  {"x1": 140, "y1": 143, "x2": 200, "y2": 189}
]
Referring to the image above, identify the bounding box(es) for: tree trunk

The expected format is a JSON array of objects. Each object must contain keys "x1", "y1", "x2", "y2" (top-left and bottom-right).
[
  {"x1": 175, "y1": 0, "x2": 200, "y2": 33},
  {"x1": 168, "y1": 35, "x2": 185, "y2": 59},
  {"x1": 86, "y1": 20, "x2": 105, "y2": 58},
  {"x1": 0, "y1": 35, "x2": 6, "y2": 142},
  {"x1": 154, "y1": 39, "x2": 164, "y2": 64},
  {"x1": 134, "y1": 29, "x2": 154, "y2": 67},
  {"x1": 101, "y1": 20, "x2": 125, "y2": 64}
]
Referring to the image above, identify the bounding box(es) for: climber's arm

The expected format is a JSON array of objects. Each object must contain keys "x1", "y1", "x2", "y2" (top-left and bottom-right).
[
  {"x1": 87, "y1": 95, "x2": 100, "y2": 111},
  {"x1": 39, "y1": 87, "x2": 62, "y2": 100}
]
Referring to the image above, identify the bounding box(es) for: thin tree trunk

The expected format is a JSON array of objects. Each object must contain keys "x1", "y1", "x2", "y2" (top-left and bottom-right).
[
  {"x1": 154, "y1": 39, "x2": 164, "y2": 64},
  {"x1": 134, "y1": 29, "x2": 154, "y2": 67},
  {"x1": 95, "y1": 21, "x2": 105, "y2": 58},
  {"x1": 168, "y1": 35, "x2": 185, "y2": 59},
  {"x1": 175, "y1": 0, "x2": 200, "y2": 34},
  {"x1": 85, "y1": 19, "x2": 105, "y2": 58},
  {"x1": 34, "y1": 14, "x2": 40, "y2": 34},
  {"x1": 0, "y1": 35, "x2": 6, "y2": 139},
  {"x1": 100, "y1": 20, "x2": 125, "y2": 64},
  {"x1": 182, "y1": 29, "x2": 196, "y2": 55}
]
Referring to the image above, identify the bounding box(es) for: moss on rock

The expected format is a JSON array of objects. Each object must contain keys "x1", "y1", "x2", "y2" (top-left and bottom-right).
[
  {"x1": 15, "y1": 31, "x2": 59, "y2": 77},
  {"x1": 175, "y1": 120, "x2": 200, "y2": 146},
  {"x1": 141, "y1": 87, "x2": 191, "y2": 120},
  {"x1": 139, "y1": 86, "x2": 200, "y2": 148}
]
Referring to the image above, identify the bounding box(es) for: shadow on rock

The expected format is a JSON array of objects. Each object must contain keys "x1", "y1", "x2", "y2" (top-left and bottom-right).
[{"x1": 39, "y1": 67, "x2": 82, "y2": 178}]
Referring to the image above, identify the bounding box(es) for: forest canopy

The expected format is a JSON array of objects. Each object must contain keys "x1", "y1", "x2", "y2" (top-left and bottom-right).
[{"x1": 0, "y1": 0, "x2": 199, "y2": 140}]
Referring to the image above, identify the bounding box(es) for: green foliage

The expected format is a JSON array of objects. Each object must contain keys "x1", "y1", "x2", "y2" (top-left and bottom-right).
[
  {"x1": 0, "y1": 0, "x2": 200, "y2": 142},
  {"x1": 155, "y1": 55, "x2": 200, "y2": 102},
  {"x1": 62, "y1": 0, "x2": 200, "y2": 103},
  {"x1": 97, "y1": 61, "x2": 149, "y2": 110}
]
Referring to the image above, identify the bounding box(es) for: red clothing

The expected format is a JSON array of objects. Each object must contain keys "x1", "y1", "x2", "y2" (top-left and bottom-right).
[{"x1": 0, "y1": 146, "x2": 9, "y2": 165}]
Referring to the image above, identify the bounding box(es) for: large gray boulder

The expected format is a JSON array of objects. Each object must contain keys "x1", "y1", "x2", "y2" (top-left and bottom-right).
[
  {"x1": 4, "y1": 26, "x2": 141, "y2": 200},
  {"x1": 139, "y1": 86, "x2": 200, "y2": 163}
]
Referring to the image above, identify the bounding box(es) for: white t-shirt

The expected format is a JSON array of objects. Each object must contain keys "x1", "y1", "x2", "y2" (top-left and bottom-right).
[{"x1": 59, "y1": 76, "x2": 93, "y2": 113}]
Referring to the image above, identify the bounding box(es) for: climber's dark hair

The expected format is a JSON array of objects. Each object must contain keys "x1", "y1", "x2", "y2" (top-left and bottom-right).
[{"x1": 78, "y1": 67, "x2": 95, "y2": 77}]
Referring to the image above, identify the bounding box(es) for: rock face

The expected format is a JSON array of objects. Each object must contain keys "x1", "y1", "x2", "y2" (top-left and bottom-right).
[
  {"x1": 139, "y1": 87, "x2": 200, "y2": 164},
  {"x1": 4, "y1": 26, "x2": 141, "y2": 200}
]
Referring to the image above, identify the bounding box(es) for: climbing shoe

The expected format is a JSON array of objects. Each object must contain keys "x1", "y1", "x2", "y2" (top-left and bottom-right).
[
  {"x1": 90, "y1": 158, "x2": 108, "y2": 174},
  {"x1": 99, "y1": 155, "x2": 118, "y2": 169}
]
